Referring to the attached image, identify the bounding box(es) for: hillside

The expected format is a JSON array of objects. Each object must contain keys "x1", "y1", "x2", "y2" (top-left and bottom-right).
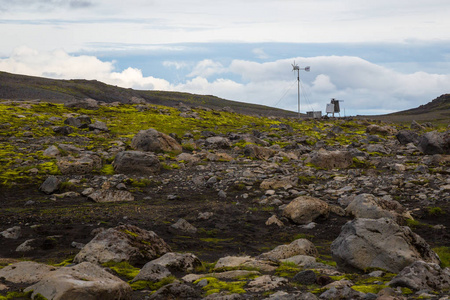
[{"x1": 0, "y1": 71, "x2": 297, "y2": 118}]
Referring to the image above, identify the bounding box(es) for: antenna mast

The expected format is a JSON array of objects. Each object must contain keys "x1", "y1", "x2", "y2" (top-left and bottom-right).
[{"x1": 291, "y1": 61, "x2": 310, "y2": 118}]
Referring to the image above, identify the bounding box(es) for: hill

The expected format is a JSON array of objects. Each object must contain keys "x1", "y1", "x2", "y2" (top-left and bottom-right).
[{"x1": 0, "y1": 71, "x2": 297, "y2": 118}]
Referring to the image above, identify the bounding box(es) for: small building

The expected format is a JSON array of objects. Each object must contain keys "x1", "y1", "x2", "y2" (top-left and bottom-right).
[{"x1": 307, "y1": 111, "x2": 322, "y2": 119}]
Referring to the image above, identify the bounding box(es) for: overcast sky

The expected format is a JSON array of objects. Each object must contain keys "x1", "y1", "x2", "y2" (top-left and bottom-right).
[{"x1": 0, "y1": 0, "x2": 449, "y2": 115}]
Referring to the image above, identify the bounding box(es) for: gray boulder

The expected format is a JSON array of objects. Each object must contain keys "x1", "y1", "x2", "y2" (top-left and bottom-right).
[
  {"x1": 148, "y1": 252, "x2": 202, "y2": 272},
  {"x1": 292, "y1": 270, "x2": 316, "y2": 285},
  {"x1": 131, "y1": 263, "x2": 171, "y2": 283},
  {"x1": 24, "y1": 262, "x2": 132, "y2": 300},
  {"x1": 89, "y1": 121, "x2": 108, "y2": 131},
  {"x1": 418, "y1": 130, "x2": 450, "y2": 155},
  {"x1": 345, "y1": 193, "x2": 405, "y2": 221},
  {"x1": 149, "y1": 282, "x2": 199, "y2": 300},
  {"x1": 205, "y1": 136, "x2": 232, "y2": 149},
  {"x1": 246, "y1": 275, "x2": 288, "y2": 293},
  {"x1": 331, "y1": 218, "x2": 441, "y2": 273},
  {"x1": 57, "y1": 154, "x2": 102, "y2": 175},
  {"x1": 171, "y1": 218, "x2": 197, "y2": 234},
  {"x1": 39, "y1": 175, "x2": 61, "y2": 194},
  {"x1": 259, "y1": 238, "x2": 318, "y2": 261},
  {"x1": 305, "y1": 149, "x2": 352, "y2": 169},
  {"x1": 74, "y1": 224, "x2": 171, "y2": 265},
  {"x1": 389, "y1": 260, "x2": 450, "y2": 291},
  {"x1": 131, "y1": 128, "x2": 182, "y2": 153},
  {"x1": 396, "y1": 130, "x2": 419, "y2": 145},
  {"x1": 244, "y1": 144, "x2": 276, "y2": 160},
  {"x1": 88, "y1": 190, "x2": 135, "y2": 203},
  {"x1": 53, "y1": 125, "x2": 73, "y2": 135},
  {"x1": 43, "y1": 145, "x2": 61, "y2": 157},
  {"x1": 0, "y1": 261, "x2": 56, "y2": 284},
  {"x1": 282, "y1": 196, "x2": 329, "y2": 225},
  {"x1": 113, "y1": 151, "x2": 161, "y2": 174},
  {"x1": 1, "y1": 226, "x2": 21, "y2": 239}
]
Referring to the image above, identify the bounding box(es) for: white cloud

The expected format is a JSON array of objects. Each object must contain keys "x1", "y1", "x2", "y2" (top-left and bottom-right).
[
  {"x1": 163, "y1": 61, "x2": 188, "y2": 70},
  {"x1": 0, "y1": 47, "x2": 449, "y2": 115}
]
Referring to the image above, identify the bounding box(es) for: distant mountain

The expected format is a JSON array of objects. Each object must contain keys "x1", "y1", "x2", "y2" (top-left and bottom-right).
[{"x1": 0, "y1": 71, "x2": 297, "y2": 117}]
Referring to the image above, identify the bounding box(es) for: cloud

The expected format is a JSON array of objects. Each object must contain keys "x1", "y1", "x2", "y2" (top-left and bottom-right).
[
  {"x1": 252, "y1": 48, "x2": 269, "y2": 59},
  {"x1": 0, "y1": 0, "x2": 94, "y2": 12},
  {"x1": 0, "y1": 47, "x2": 449, "y2": 115}
]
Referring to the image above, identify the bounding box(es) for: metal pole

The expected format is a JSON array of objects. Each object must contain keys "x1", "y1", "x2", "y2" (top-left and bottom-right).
[{"x1": 297, "y1": 69, "x2": 300, "y2": 119}]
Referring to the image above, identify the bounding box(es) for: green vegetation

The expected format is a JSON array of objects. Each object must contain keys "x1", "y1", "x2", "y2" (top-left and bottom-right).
[
  {"x1": 130, "y1": 276, "x2": 176, "y2": 291},
  {"x1": 0, "y1": 291, "x2": 33, "y2": 300},
  {"x1": 274, "y1": 261, "x2": 302, "y2": 278},
  {"x1": 433, "y1": 246, "x2": 450, "y2": 268},
  {"x1": 102, "y1": 261, "x2": 140, "y2": 280},
  {"x1": 427, "y1": 206, "x2": 445, "y2": 216},
  {"x1": 194, "y1": 277, "x2": 247, "y2": 296}
]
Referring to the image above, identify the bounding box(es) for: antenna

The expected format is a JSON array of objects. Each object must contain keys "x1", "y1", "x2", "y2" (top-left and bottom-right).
[{"x1": 291, "y1": 61, "x2": 310, "y2": 119}]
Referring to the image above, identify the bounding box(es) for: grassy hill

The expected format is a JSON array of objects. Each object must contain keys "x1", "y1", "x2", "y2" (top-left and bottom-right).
[{"x1": 0, "y1": 71, "x2": 297, "y2": 118}]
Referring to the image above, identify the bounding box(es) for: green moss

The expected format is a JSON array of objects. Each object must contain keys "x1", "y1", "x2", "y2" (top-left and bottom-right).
[
  {"x1": 0, "y1": 291, "x2": 33, "y2": 300},
  {"x1": 130, "y1": 276, "x2": 176, "y2": 291},
  {"x1": 50, "y1": 258, "x2": 74, "y2": 267},
  {"x1": 427, "y1": 206, "x2": 445, "y2": 216},
  {"x1": 99, "y1": 164, "x2": 115, "y2": 175},
  {"x1": 275, "y1": 261, "x2": 302, "y2": 278},
  {"x1": 351, "y1": 157, "x2": 375, "y2": 169},
  {"x1": 194, "y1": 277, "x2": 246, "y2": 296},
  {"x1": 433, "y1": 246, "x2": 450, "y2": 268},
  {"x1": 351, "y1": 284, "x2": 387, "y2": 294},
  {"x1": 195, "y1": 261, "x2": 217, "y2": 273},
  {"x1": 200, "y1": 237, "x2": 234, "y2": 243},
  {"x1": 102, "y1": 261, "x2": 140, "y2": 280},
  {"x1": 401, "y1": 287, "x2": 413, "y2": 295},
  {"x1": 297, "y1": 175, "x2": 317, "y2": 185}
]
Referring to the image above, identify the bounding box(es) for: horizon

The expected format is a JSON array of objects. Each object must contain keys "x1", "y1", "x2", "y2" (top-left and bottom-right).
[{"x1": 0, "y1": 1, "x2": 449, "y2": 115}]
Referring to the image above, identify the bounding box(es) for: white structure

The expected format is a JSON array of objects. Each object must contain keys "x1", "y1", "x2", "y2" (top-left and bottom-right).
[
  {"x1": 326, "y1": 98, "x2": 344, "y2": 117},
  {"x1": 307, "y1": 111, "x2": 322, "y2": 119},
  {"x1": 291, "y1": 61, "x2": 310, "y2": 118}
]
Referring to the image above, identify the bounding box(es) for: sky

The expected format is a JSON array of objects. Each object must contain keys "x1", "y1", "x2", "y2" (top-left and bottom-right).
[{"x1": 0, "y1": 0, "x2": 449, "y2": 115}]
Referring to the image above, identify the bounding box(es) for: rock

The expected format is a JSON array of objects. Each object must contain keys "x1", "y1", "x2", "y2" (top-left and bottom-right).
[
  {"x1": 260, "y1": 177, "x2": 294, "y2": 190},
  {"x1": 411, "y1": 120, "x2": 424, "y2": 131},
  {"x1": 280, "y1": 255, "x2": 317, "y2": 267},
  {"x1": 247, "y1": 275, "x2": 288, "y2": 292},
  {"x1": 88, "y1": 121, "x2": 108, "y2": 131},
  {"x1": 113, "y1": 151, "x2": 161, "y2": 174},
  {"x1": 24, "y1": 262, "x2": 132, "y2": 300},
  {"x1": 263, "y1": 291, "x2": 318, "y2": 300},
  {"x1": 53, "y1": 125, "x2": 73, "y2": 135},
  {"x1": 171, "y1": 218, "x2": 197, "y2": 234},
  {"x1": 57, "y1": 154, "x2": 102, "y2": 175},
  {"x1": 74, "y1": 224, "x2": 171, "y2": 265},
  {"x1": 244, "y1": 144, "x2": 277, "y2": 160},
  {"x1": 149, "y1": 282, "x2": 199, "y2": 300},
  {"x1": 389, "y1": 260, "x2": 450, "y2": 291},
  {"x1": 345, "y1": 193, "x2": 404, "y2": 221},
  {"x1": 418, "y1": 131, "x2": 450, "y2": 155},
  {"x1": 282, "y1": 196, "x2": 329, "y2": 224},
  {"x1": 131, "y1": 263, "x2": 172, "y2": 283},
  {"x1": 305, "y1": 149, "x2": 353, "y2": 169},
  {"x1": 147, "y1": 252, "x2": 202, "y2": 273},
  {"x1": 16, "y1": 239, "x2": 35, "y2": 252},
  {"x1": 0, "y1": 226, "x2": 21, "y2": 239},
  {"x1": 365, "y1": 144, "x2": 389, "y2": 154},
  {"x1": 64, "y1": 117, "x2": 82, "y2": 128},
  {"x1": 0, "y1": 261, "x2": 57, "y2": 284},
  {"x1": 131, "y1": 128, "x2": 182, "y2": 153},
  {"x1": 214, "y1": 256, "x2": 277, "y2": 272},
  {"x1": 331, "y1": 218, "x2": 441, "y2": 273},
  {"x1": 198, "y1": 212, "x2": 214, "y2": 220},
  {"x1": 396, "y1": 130, "x2": 420, "y2": 145},
  {"x1": 366, "y1": 124, "x2": 397, "y2": 135},
  {"x1": 65, "y1": 98, "x2": 99, "y2": 109},
  {"x1": 292, "y1": 270, "x2": 317, "y2": 285},
  {"x1": 176, "y1": 153, "x2": 200, "y2": 164},
  {"x1": 266, "y1": 215, "x2": 284, "y2": 227},
  {"x1": 43, "y1": 145, "x2": 60, "y2": 157},
  {"x1": 183, "y1": 270, "x2": 261, "y2": 283},
  {"x1": 71, "y1": 241, "x2": 85, "y2": 249},
  {"x1": 88, "y1": 190, "x2": 135, "y2": 203},
  {"x1": 259, "y1": 238, "x2": 318, "y2": 261},
  {"x1": 319, "y1": 286, "x2": 365, "y2": 299},
  {"x1": 205, "y1": 136, "x2": 232, "y2": 149},
  {"x1": 39, "y1": 175, "x2": 61, "y2": 194}
]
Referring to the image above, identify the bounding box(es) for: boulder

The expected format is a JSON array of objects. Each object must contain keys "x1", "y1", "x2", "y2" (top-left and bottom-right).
[
  {"x1": 319, "y1": 286, "x2": 365, "y2": 300},
  {"x1": 65, "y1": 98, "x2": 99, "y2": 110},
  {"x1": 147, "y1": 252, "x2": 202, "y2": 273},
  {"x1": 113, "y1": 151, "x2": 161, "y2": 174},
  {"x1": 214, "y1": 256, "x2": 277, "y2": 273},
  {"x1": 292, "y1": 270, "x2": 317, "y2": 285},
  {"x1": 43, "y1": 145, "x2": 60, "y2": 157},
  {"x1": 305, "y1": 149, "x2": 352, "y2": 169},
  {"x1": 331, "y1": 218, "x2": 441, "y2": 273},
  {"x1": 74, "y1": 224, "x2": 171, "y2": 265},
  {"x1": 259, "y1": 239, "x2": 318, "y2": 261},
  {"x1": 24, "y1": 262, "x2": 132, "y2": 300},
  {"x1": 247, "y1": 275, "x2": 288, "y2": 293},
  {"x1": 88, "y1": 190, "x2": 135, "y2": 203},
  {"x1": 396, "y1": 130, "x2": 419, "y2": 145},
  {"x1": 1, "y1": 226, "x2": 21, "y2": 239},
  {"x1": 52, "y1": 125, "x2": 73, "y2": 135},
  {"x1": 410, "y1": 120, "x2": 424, "y2": 131},
  {"x1": 0, "y1": 261, "x2": 56, "y2": 284},
  {"x1": 417, "y1": 131, "x2": 450, "y2": 155},
  {"x1": 57, "y1": 154, "x2": 102, "y2": 175},
  {"x1": 39, "y1": 175, "x2": 61, "y2": 194},
  {"x1": 282, "y1": 196, "x2": 329, "y2": 225},
  {"x1": 205, "y1": 136, "x2": 232, "y2": 149},
  {"x1": 389, "y1": 260, "x2": 450, "y2": 291},
  {"x1": 280, "y1": 255, "x2": 317, "y2": 267},
  {"x1": 260, "y1": 177, "x2": 294, "y2": 190},
  {"x1": 131, "y1": 128, "x2": 182, "y2": 153},
  {"x1": 345, "y1": 193, "x2": 405, "y2": 221},
  {"x1": 88, "y1": 121, "x2": 108, "y2": 131},
  {"x1": 244, "y1": 144, "x2": 276, "y2": 160},
  {"x1": 170, "y1": 218, "x2": 197, "y2": 234},
  {"x1": 149, "y1": 282, "x2": 199, "y2": 300},
  {"x1": 131, "y1": 263, "x2": 171, "y2": 283},
  {"x1": 366, "y1": 124, "x2": 397, "y2": 135}
]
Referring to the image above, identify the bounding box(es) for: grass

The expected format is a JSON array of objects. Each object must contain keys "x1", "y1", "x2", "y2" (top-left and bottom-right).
[
  {"x1": 102, "y1": 261, "x2": 140, "y2": 280},
  {"x1": 433, "y1": 246, "x2": 450, "y2": 268},
  {"x1": 130, "y1": 276, "x2": 176, "y2": 291},
  {"x1": 274, "y1": 261, "x2": 302, "y2": 278},
  {"x1": 194, "y1": 277, "x2": 247, "y2": 296}
]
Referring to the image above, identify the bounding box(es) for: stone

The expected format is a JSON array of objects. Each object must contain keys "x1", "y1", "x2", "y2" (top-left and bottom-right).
[
  {"x1": 259, "y1": 238, "x2": 319, "y2": 261},
  {"x1": 319, "y1": 286, "x2": 365, "y2": 299},
  {"x1": 266, "y1": 215, "x2": 284, "y2": 227},
  {"x1": 113, "y1": 151, "x2": 161, "y2": 174},
  {"x1": 214, "y1": 256, "x2": 277, "y2": 273},
  {"x1": 171, "y1": 218, "x2": 197, "y2": 234},
  {"x1": 176, "y1": 153, "x2": 200, "y2": 164},
  {"x1": 88, "y1": 121, "x2": 108, "y2": 131},
  {"x1": 24, "y1": 262, "x2": 132, "y2": 300},
  {"x1": 331, "y1": 218, "x2": 441, "y2": 273},
  {"x1": 292, "y1": 270, "x2": 317, "y2": 285},
  {"x1": 246, "y1": 275, "x2": 288, "y2": 292},
  {"x1": 389, "y1": 260, "x2": 450, "y2": 291},
  {"x1": 418, "y1": 131, "x2": 450, "y2": 155},
  {"x1": 74, "y1": 224, "x2": 171, "y2": 265},
  {"x1": 305, "y1": 149, "x2": 353, "y2": 169},
  {"x1": 57, "y1": 154, "x2": 102, "y2": 175},
  {"x1": 205, "y1": 136, "x2": 232, "y2": 149},
  {"x1": 396, "y1": 130, "x2": 420, "y2": 145},
  {"x1": 64, "y1": 117, "x2": 81, "y2": 127},
  {"x1": 131, "y1": 128, "x2": 182, "y2": 153},
  {"x1": 345, "y1": 193, "x2": 404, "y2": 221},
  {"x1": 131, "y1": 263, "x2": 171, "y2": 283},
  {"x1": 43, "y1": 145, "x2": 60, "y2": 157},
  {"x1": 244, "y1": 144, "x2": 277, "y2": 160},
  {"x1": 88, "y1": 190, "x2": 135, "y2": 203},
  {"x1": 411, "y1": 120, "x2": 424, "y2": 131},
  {"x1": 280, "y1": 255, "x2": 317, "y2": 267},
  {"x1": 182, "y1": 270, "x2": 261, "y2": 283},
  {"x1": 65, "y1": 98, "x2": 99, "y2": 110},
  {"x1": 53, "y1": 125, "x2": 73, "y2": 135},
  {"x1": 198, "y1": 212, "x2": 214, "y2": 220},
  {"x1": 16, "y1": 239, "x2": 35, "y2": 252},
  {"x1": 0, "y1": 261, "x2": 57, "y2": 284},
  {"x1": 149, "y1": 282, "x2": 199, "y2": 300},
  {"x1": 39, "y1": 175, "x2": 61, "y2": 194},
  {"x1": 366, "y1": 124, "x2": 397, "y2": 135},
  {"x1": 1, "y1": 226, "x2": 21, "y2": 239},
  {"x1": 260, "y1": 177, "x2": 294, "y2": 190},
  {"x1": 282, "y1": 196, "x2": 329, "y2": 224},
  {"x1": 147, "y1": 252, "x2": 202, "y2": 272}
]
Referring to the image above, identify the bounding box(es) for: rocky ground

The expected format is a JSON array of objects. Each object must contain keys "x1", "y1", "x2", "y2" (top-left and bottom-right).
[{"x1": 0, "y1": 99, "x2": 449, "y2": 300}]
